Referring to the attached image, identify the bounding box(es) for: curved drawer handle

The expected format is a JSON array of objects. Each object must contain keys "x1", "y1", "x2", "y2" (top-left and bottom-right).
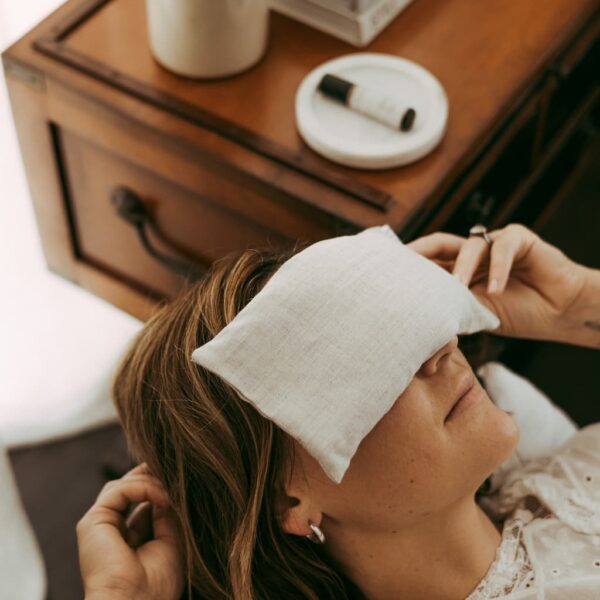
[
  {"x1": 111, "y1": 186, "x2": 205, "y2": 280},
  {"x1": 464, "y1": 189, "x2": 497, "y2": 225}
]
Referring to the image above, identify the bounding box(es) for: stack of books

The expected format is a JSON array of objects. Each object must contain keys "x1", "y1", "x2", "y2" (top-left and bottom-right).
[{"x1": 268, "y1": 0, "x2": 415, "y2": 47}]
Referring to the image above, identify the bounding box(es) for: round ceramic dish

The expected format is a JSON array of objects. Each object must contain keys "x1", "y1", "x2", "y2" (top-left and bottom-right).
[{"x1": 295, "y1": 52, "x2": 449, "y2": 169}]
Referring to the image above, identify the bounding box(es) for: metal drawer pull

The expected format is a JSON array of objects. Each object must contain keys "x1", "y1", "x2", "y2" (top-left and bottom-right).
[
  {"x1": 464, "y1": 190, "x2": 497, "y2": 225},
  {"x1": 111, "y1": 185, "x2": 205, "y2": 280}
]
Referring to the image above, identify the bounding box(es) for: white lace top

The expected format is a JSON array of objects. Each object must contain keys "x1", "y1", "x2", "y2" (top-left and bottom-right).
[{"x1": 466, "y1": 422, "x2": 600, "y2": 599}]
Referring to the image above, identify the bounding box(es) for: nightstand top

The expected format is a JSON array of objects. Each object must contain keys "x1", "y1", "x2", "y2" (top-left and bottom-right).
[{"x1": 4, "y1": 0, "x2": 598, "y2": 230}]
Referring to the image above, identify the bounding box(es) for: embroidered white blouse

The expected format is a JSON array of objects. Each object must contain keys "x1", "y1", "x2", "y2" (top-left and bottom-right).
[{"x1": 465, "y1": 362, "x2": 600, "y2": 599}]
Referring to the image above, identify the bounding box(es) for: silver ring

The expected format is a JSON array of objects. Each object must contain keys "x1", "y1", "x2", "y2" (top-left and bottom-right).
[{"x1": 469, "y1": 224, "x2": 493, "y2": 246}]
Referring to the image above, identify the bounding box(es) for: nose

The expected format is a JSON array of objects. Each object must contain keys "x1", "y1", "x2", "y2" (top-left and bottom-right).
[{"x1": 418, "y1": 335, "x2": 459, "y2": 377}]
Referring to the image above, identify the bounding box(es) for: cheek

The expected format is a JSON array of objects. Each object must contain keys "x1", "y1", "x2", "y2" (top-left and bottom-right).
[
  {"x1": 343, "y1": 403, "x2": 447, "y2": 500},
  {"x1": 335, "y1": 425, "x2": 455, "y2": 529},
  {"x1": 450, "y1": 399, "x2": 520, "y2": 487},
  {"x1": 327, "y1": 391, "x2": 521, "y2": 527}
]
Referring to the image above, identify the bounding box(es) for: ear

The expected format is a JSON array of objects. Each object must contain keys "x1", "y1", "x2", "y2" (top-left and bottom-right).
[
  {"x1": 276, "y1": 440, "x2": 325, "y2": 537},
  {"x1": 280, "y1": 496, "x2": 312, "y2": 536},
  {"x1": 277, "y1": 474, "x2": 321, "y2": 537}
]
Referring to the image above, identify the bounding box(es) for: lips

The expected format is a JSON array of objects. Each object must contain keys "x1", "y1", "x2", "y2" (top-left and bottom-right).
[{"x1": 445, "y1": 372, "x2": 475, "y2": 423}]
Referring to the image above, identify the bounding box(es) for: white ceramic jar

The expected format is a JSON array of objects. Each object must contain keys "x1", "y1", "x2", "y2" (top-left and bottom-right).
[{"x1": 146, "y1": 0, "x2": 270, "y2": 78}]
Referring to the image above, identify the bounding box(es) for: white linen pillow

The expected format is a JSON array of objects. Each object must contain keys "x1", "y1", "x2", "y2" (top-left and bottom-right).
[{"x1": 191, "y1": 224, "x2": 500, "y2": 483}]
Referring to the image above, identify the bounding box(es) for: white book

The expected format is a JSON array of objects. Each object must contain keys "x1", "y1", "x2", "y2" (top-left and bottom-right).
[
  {"x1": 305, "y1": 0, "x2": 380, "y2": 14},
  {"x1": 268, "y1": 0, "x2": 414, "y2": 47}
]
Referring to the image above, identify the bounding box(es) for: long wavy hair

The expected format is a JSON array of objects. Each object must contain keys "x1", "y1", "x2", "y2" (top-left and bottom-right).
[{"x1": 111, "y1": 241, "x2": 368, "y2": 599}]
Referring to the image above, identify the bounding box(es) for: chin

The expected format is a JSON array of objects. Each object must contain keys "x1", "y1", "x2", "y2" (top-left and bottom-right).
[{"x1": 468, "y1": 402, "x2": 520, "y2": 488}]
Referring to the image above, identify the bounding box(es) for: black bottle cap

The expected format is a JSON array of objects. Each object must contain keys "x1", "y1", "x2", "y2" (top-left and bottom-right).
[
  {"x1": 400, "y1": 108, "x2": 416, "y2": 131},
  {"x1": 317, "y1": 73, "x2": 354, "y2": 104}
]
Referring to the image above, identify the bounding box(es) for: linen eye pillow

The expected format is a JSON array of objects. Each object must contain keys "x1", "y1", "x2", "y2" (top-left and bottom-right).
[{"x1": 191, "y1": 224, "x2": 500, "y2": 483}]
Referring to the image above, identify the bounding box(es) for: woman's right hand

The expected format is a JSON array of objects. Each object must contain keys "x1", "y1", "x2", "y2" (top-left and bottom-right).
[
  {"x1": 407, "y1": 223, "x2": 592, "y2": 346},
  {"x1": 77, "y1": 463, "x2": 184, "y2": 600}
]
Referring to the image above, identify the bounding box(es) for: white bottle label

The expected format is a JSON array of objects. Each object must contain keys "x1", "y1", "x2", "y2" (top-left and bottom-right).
[{"x1": 348, "y1": 86, "x2": 413, "y2": 130}]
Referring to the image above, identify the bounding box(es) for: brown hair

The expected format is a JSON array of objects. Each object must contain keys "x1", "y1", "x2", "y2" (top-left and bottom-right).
[{"x1": 111, "y1": 242, "x2": 367, "y2": 600}]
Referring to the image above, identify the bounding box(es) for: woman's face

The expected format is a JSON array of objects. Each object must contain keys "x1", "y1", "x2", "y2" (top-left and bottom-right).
[{"x1": 282, "y1": 335, "x2": 519, "y2": 534}]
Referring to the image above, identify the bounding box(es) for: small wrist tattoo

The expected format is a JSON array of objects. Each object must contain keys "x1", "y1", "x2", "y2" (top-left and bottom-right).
[{"x1": 584, "y1": 320, "x2": 600, "y2": 332}]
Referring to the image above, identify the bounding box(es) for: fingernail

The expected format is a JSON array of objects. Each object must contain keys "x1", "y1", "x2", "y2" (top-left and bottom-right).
[
  {"x1": 488, "y1": 278, "x2": 498, "y2": 294},
  {"x1": 453, "y1": 272, "x2": 464, "y2": 285}
]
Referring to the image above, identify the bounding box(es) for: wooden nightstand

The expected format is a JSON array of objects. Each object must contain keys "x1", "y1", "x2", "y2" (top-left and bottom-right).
[{"x1": 2, "y1": 0, "x2": 599, "y2": 324}]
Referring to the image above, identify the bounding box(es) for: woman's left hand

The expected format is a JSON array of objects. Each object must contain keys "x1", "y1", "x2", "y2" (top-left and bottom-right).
[
  {"x1": 77, "y1": 463, "x2": 184, "y2": 600},
  {"x1": 406, "y1": 224, "x2": 588, "y2": 345}
]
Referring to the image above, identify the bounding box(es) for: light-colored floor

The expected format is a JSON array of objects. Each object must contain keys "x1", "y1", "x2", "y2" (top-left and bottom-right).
[{"x1": 0, "y1": 1, "x2": 142, "y2": 447}]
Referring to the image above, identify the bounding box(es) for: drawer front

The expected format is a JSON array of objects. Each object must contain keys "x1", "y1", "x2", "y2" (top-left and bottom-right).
[
  {"x1": 422, "y1": 95, "x2": 598, "y2": 241},
  {"x1": 58, "y1": 127, "x2": 297, "y2": 298},
  {"x1": 505, "y1": 103, "x2": 599, "y2": 231},
  {"x1": 418, "y1": 37, "x2": 599, "y2": 241},
  {"x1": 404, "y1": 13, "x2": 599, "y2": 242},
  {"x1": 412, "y1": 87, "x2": 543, "y2": 239},
  {"x1": 438, "y1": 100, "x2": 539, "y2": 235},
  {"x1": 542, "y1": 15, "x2": 600, "y2": 149}
]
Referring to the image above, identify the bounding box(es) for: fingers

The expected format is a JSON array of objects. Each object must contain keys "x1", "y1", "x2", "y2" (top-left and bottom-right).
[
  {"x1": 486, "y1": 224, "x2": 538, "y2": 294},
  {"x1": 451, "y1": 236, "x2": 494, "y2": 287},
  {"x1": 125, "y1": 500, "x2": 154, "y2": 548},
  {"x1": 408, "y1": 225, "x2": 538, "y2": 294},
  {"x1": 79, "y1": 476, "x2": 170, "y2": 538},
  {"x1": 407, "y1": 230, "x2": 500, "y2": 287},
  {"x1": 123, "y1": 462, "x2": 152, "y2": 477},
  {"x1": 121, "y1": 464, "x2": 179, "y2": 543},
  {"x1": 76, "y1": 462, "x2": 183, "y2": 600},
  {"x1": 82, "y1": 462, "x2": 177, "y2": 549},
  {"x1": 102, "y1": 476, "x2": 169, "y2": 513},
  {"x1": 151, "y1": 501, "x2": 180, "y2": 544},
  {"x1": 125, "y1": 499, "x2": 153, "y2": 527},
  {"x1": 484, "y1": 234, "x2": 518, "y2": 294},
  {"x1": 407, "y1": 232, "x2": 466, "y2": 260}
]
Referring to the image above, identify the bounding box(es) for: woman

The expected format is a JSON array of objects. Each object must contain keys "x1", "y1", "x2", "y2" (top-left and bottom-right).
[{"x1": 77, "y1": 223, "x2": 600, "y2": 600}]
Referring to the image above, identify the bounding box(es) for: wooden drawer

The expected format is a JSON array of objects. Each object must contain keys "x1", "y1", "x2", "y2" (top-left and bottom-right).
[
  {"x1": 508, "y1": 103, "x2": 599, "y2": 230},
  {"x1": 56, "y1": 126, "x2": 303, "y2": 299},
  {"x1": 413, "y1": 16, "x2": 600, "y2": 241},
  {"x1": 541, "y1": 15, "x2": 600, "y2": 150},
  {"x1": 427, "y1": 92, "x2": 598, "y2": 238},
  {"x1": 411, "y1": 86, "x2": 543, "y2": 238}
]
